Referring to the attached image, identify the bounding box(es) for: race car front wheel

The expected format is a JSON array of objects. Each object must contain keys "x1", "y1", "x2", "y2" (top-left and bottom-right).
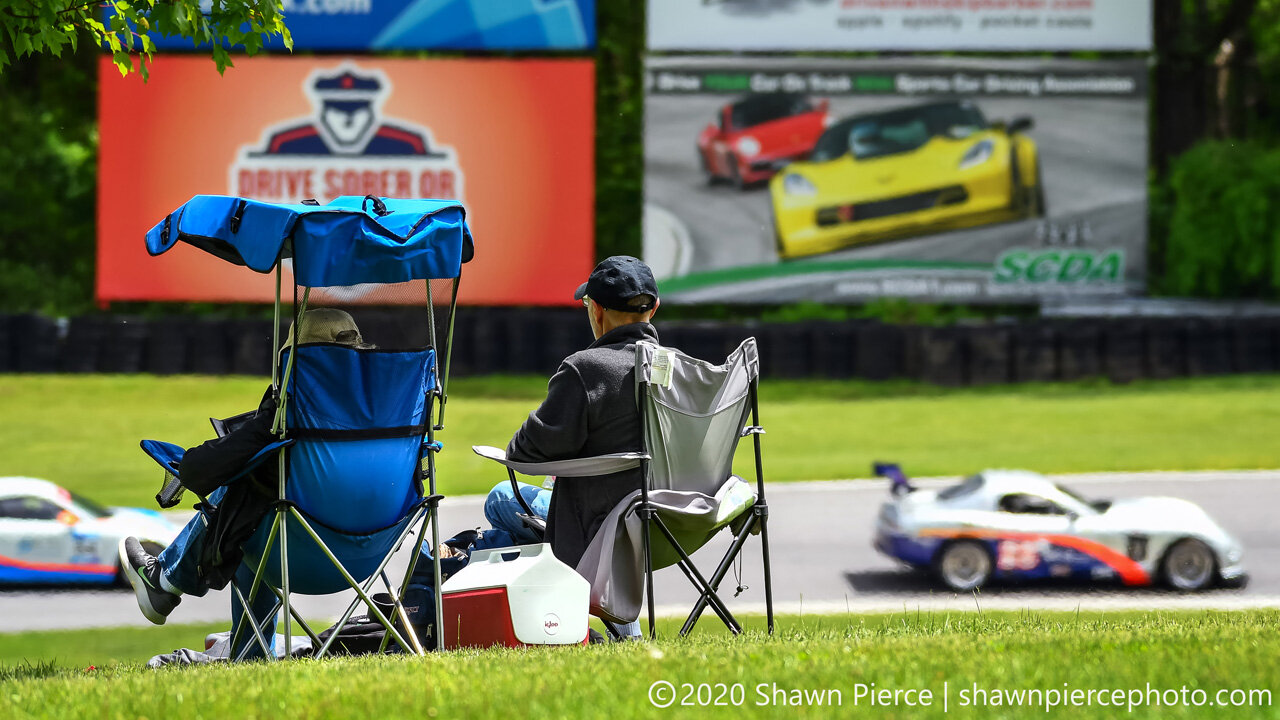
[
  {"x1": 697, "y1": 146, "x2": 717, "y2": 186},
  {"x1": 936, "y1": 540, "x2": 993, "y2": 592},
  {"x1": 727, "y1": 153, "x2": 745, "y2": 190},
  {"x1": 1028, "y1": 163, "x2": 1047, "y2": 218},
  {"x1": 1162, "y1": 539, "x2": 1216, "y2": 591}
]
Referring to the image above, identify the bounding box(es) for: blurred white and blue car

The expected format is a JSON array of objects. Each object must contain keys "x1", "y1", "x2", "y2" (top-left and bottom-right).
[
  {"x1": 872, "y1": 464, "x2": 1247, "y2": 593},
  {"x1": 0, "y1": 477, "x2": 179, "y2": 585}
]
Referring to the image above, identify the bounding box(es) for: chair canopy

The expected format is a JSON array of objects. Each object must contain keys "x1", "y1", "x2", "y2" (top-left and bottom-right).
[{"x1": 145, "y1": 195, "x2": 473, "y2": 287}]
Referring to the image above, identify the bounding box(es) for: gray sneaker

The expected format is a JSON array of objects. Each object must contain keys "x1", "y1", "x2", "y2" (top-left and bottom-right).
[{"x1": 118, "y1": 537, "x2": 181, "y2": 625}]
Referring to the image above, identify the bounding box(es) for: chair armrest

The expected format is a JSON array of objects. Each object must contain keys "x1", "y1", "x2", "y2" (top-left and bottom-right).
[
  {"x1": 139, "y1": 438, "x2": 294, "y2": 508},
  {"x1": 471, "y1": 445, "x2": 649, "y2": 478}
]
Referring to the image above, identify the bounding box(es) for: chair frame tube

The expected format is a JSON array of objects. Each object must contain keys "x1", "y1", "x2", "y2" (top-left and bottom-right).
[
  {"x1": 640, "y1": 380, "x2": 658, "y2": 640},
  {"x1": 638, "y1": 368, "x2": 775, "y2": 640}
]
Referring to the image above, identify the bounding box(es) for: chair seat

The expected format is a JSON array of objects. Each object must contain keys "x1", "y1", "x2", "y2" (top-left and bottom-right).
[{"x1": 576, "y1": 475, "x2": 756, "y2": 624}]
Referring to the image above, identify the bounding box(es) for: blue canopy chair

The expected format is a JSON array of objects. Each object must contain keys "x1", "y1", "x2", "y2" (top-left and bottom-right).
[{"x1": 139, "y1": 194, "x2": 472, "y2": 660}]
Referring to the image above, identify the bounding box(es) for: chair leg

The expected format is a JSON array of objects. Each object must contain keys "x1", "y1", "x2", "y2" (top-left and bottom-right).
[
  {"x1": 757, "y1": 505, "x2": 775, "y2": 635},
  {"x1": 265, "y1": 585, "x2": 322, "y2": 648},
  {"x1": 279, "y1": 508, "x2": 292, "y2": 658},
  {"x1": 289, "y1": 507, "x2": 416, "y2": 659},
  {"x1": 232, "y1": 597, "x2": 285, "y2": 662},
  {"x1": 231, "y1": 583, "x2": 279, "y2": 661},
  {"x1": 642, "y1": 506, "x2": 657, "y2": 640},
  {"x1": 669, "y1": 556, "x2": 740, "y2": 635},
  {"x1": 227, "y1": 512, "x2": 281, "y2": 657},
  {"x1": 380, "y1": 570, "x2": 426, "y2": 655},
  {"x1": 378, "y1": 504, "x2": 434, "y2": 654},
  {"x1": 747, "y1": 379, "x2": 775, "y2": 635},
  {"x1": 651, "y1": 516, "x2": 741, "y2": 634},
  {"x1": 680, "y1": 514, "x2": 758, "y2": 637},
  {"x1": 428, "y1": 504, "x2": 444, "y2": 652}
]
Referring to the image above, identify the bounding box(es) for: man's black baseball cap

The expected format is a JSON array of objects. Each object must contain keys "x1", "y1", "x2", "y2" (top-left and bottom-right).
[{"x1": 574, "y1": 256, "x2": 659, "y2": 312}]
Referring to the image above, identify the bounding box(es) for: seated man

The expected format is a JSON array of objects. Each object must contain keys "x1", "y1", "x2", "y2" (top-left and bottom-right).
[
  {"x1": 483, "y1": 256, "x2": 662, "y2": 639},
  {"x1": 118, "y1": 308, "x2": 371, "y2": 626}
]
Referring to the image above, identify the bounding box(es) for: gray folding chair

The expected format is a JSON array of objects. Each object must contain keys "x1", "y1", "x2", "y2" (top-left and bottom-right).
[{"x1": 473, "y1": 337, "x2": 774, "y2": 638}]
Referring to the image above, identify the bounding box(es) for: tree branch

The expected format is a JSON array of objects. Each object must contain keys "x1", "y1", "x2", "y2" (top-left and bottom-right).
[{"x1": 2, "y1": 1, "x2": 106, "y2": 22}]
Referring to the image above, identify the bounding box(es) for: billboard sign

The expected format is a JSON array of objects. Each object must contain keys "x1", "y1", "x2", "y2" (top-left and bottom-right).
[
  {"x1": 98, "y1": 56, "x2": 595, "y2": 305},
  {"x1": 644, "y1": 56, "x2": 1147, "y2": 303},
  {"x1": 648, "y1": 0, "x2": 1151, "y2": 52},
  {"x1": 148, "y1": 0, "x2": 595, "y2": 51}
]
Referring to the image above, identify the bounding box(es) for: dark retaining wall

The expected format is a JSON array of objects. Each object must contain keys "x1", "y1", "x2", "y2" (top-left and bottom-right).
[{"x1": 4, "y1": 311, "x2": 1280, "y2": 385}]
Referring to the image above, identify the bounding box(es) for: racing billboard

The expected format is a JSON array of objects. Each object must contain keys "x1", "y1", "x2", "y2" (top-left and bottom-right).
[
  {"x1": 648, "y1": 0, "x2": 1151, "y2": 52},
  {"x1": 644, "y1": 56, "x2": 1147, "y2": 303},
  {"x1": 148, "y1": 0, "x2": 595, "y2": 51},
  {"x1": 97, "y1": 55, "x2": 595, "y2": 305}
]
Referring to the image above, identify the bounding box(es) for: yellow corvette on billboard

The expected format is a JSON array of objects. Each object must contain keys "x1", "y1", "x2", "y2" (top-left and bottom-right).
[{"x1": 769, "y1": 100, "x2": 1045, "y2": 259}]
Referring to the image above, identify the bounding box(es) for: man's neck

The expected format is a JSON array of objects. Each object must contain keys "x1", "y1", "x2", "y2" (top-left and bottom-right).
[
  {"x1": 590, "y1": 321, "x2": 654, "y2": 346},
  {"x1": 598, "y1": 315, "x2": 649, "y2": 337}
]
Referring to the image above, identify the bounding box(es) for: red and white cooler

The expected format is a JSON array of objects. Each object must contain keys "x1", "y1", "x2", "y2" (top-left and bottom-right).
[{"x1": 440, "y1": 543, "x2": 590, "y2": 649}]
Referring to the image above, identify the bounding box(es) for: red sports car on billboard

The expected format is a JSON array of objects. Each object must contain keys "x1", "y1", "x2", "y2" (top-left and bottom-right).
[{"x1": 696, "y1": 93, "x2": 830, "y2": 189}]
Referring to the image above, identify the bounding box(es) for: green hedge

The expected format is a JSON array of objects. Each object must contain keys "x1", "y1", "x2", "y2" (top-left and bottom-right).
[
  {"x1": 592, "y1": 0, "x2": 645, "y2": 261},
  {"x1": 1157, "y1": 140, "x2": 1280, "y2": 299},
  {"x1": 0, "y1": 48, "x2": 98, "y2": 316}
]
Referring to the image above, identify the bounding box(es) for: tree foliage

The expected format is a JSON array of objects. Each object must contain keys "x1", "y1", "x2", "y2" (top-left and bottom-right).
[
  {"x1": 593, "y1": 0, "x2": 644, "y2": 261},
  {"x1": 0, "y1": 0, "x2": 290, "y2": 78},
  {"x1": 1152, "y1": 0, "x2": 1280, "y2": 170},
  {"x1": 0, "y1": 45, "x2": 97, "y2": 314},
  {"x1": 1146, "y1": 0, "x2": 1280, "y2": 298},
  {"x1": 1158, "y1": 141, "x2": 1280, "y2": 299}
]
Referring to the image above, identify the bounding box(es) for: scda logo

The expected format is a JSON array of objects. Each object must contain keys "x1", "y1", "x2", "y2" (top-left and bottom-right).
[
  {"x1": 993, "y1": 249, "x2": 1124, "y2": 284},
  {"x1": 229, "y1": 62, "x2": 463, "y2": 203}
]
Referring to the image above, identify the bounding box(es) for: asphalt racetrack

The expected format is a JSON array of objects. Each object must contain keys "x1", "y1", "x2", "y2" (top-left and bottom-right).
[
  {"x1": 645, "y1": 84, "x2": 1148, "y2": 300},
  {"x1": 2, "y1": 471, "x2": 1275, "y2": 634}
]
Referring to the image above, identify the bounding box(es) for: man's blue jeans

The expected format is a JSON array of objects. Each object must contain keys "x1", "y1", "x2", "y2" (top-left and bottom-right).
[
  {"x1": 483, "y1": 479, "x2": 551, "y2": 545},
  {"x1": 482, "y1": 480, "x2": 641, "y2": 639},
  {"x1": 157, "y1": 487, "x2": 223, "y2": 597},
  {"x1": 157, "y1": 486, "x2": 278, "y2": 659}
]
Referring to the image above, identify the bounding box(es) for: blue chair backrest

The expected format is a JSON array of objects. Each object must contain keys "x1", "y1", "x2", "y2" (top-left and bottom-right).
[{"x1": 281, "y1": 344, "x2": 435, "y2": 534}]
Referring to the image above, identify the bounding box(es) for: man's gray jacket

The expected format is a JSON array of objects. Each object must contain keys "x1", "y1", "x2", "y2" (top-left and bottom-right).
[{"x1": 506, "y1": 322, "x2": 658, "y2": 568}]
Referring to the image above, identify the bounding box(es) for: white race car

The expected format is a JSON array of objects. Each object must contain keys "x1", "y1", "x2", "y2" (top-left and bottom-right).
[
  {"x1": 872, "y1": 464, "x2": 1247, "y2": 592},
  {"x1": 0, "y1": 477, "x2": 179, "y2": 585}
]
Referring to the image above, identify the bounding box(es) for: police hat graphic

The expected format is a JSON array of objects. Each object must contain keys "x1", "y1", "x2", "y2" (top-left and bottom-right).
[{"x1": 314, "y1": 69, "x2": 381, "y2": 148}]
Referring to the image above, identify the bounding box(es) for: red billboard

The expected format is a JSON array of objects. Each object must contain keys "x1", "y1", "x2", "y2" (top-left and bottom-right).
[{"x1": 97, "y1": 56, "x2": 595, "y2": 305}]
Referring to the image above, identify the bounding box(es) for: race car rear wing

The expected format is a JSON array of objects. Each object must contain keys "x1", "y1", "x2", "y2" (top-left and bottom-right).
[{"x1": 873, "y1": 462, "x2": 916, "y2": 496}]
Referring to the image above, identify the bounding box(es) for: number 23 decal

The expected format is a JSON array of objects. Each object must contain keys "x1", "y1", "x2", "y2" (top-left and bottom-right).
[{"x1": 997, "y1": 539, "x2": 1044, "y2": 571}]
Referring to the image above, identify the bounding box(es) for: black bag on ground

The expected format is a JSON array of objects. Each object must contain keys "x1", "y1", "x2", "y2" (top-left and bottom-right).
[
  {"x1": 316, "y1": 616, "x2": 390, "y2": 655},
  {"x1": 316, "y1": 588, "x2": 436, "y2": 654}
]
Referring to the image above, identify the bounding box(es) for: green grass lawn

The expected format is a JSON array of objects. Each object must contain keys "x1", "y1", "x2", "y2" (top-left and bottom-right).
[
  {"x1": 1, "y1": 374, "x2": 1278, "y2": 506},
  {"x1": 1, "y1": 611, "x2": 1276, "y2": 719}
]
